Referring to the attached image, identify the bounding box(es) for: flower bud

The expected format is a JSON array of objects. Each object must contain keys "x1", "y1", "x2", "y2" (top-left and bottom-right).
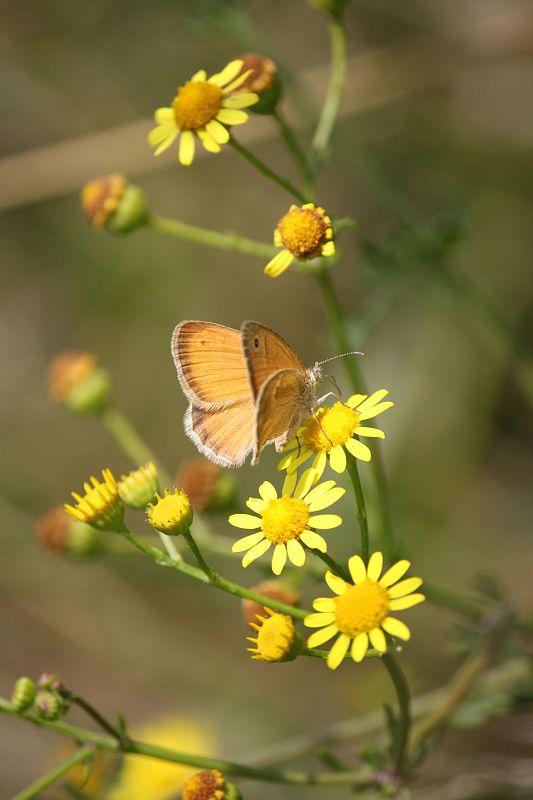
[
  {"x1": 81, "y1": 174, "x2": 148, "y2": 234},
  {"x1": 147, "y1": 489, "x2": 193, "y2": 536},
  {"x1": 232, "y1": 54, "x2": 281, "y2": 115},
  {"x1": 35, "y1": 689, "x2": 65, "y2": 721},
  {"x1": 175, "y1": 459, "x2": 237, "y2": 513},
  {"x1": 307, "y1": 0, "x2": 347, "y2": 18},
  {"x1": 247, "y1": 608, "x2": 303, "y2": 663},
  {"x1": 48, "y1": 352, "x2": 110, "y2": 416},
  {"x1": 11, "y1": 677, "x2": 36, "y2": 712},
  {"x1": 119, "y1": 462, "x2": 160, "y2": 509},
  {"x1": 241, "y1": 581, "x2": 300, "y2": 624},
  {"x1": 65, "y1": 469, "x2": 125, "y2": 532},
  {"x1": 38, "y1": 672, "x2": 64, "y2": 692},
  {"x1": 37, "y1": 506, "x2": 106, "y2": 557}
]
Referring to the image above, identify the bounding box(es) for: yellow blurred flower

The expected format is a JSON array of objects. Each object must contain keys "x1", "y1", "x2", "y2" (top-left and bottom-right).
[
  {"x1": 148, "y1": 60, "x2": 258, "y2": 165},
  {"x1": 247, "y1": 608, "x2": 301, "y2": 662},
  {"x1": 64, "y1": 468, "x2": 124, "y2": 531},
  {"x1": 109, "y1": 716, "x2": 216, "y2": 800}
]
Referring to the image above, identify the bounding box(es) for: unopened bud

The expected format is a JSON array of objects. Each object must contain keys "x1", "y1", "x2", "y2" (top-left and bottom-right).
[
  {"x1": 232, "y1": 54, "x2": 281, "y2": 115},
  {"x1": 48, "y1": 351, "x2": 110, "y2": 416},
  {"x1": 81, "y1": 174, "x2": 148, "y2": 234},
  {"x1": 11, "y1": 677, "x2": 36, "y2": 712}
]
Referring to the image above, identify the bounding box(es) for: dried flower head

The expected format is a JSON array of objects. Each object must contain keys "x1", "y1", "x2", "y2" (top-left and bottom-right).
[
  {"x1": 241, "y1": 581, "x2": 300, "y2": 624},
  {"x1": 176, "y1": 459, "x2": 236, "y2": 512},
  {"x1": 37, "y1": 506, "x2": 104, "y2": 556}
]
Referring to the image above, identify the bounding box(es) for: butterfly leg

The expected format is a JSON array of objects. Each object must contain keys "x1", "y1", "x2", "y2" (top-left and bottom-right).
[
  {"x1": 314, "y1": 389, "x2": 341, "y2": 407},
  {"x1": 311, "y1": 407, "x2": 334, "y2": 447}
]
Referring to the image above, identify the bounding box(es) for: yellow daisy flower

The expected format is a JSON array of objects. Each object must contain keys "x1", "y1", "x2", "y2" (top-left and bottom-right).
[
  {"x1": 264, "y1": 203, "x2": 335, "y2": 278},
  {"x1": 148, "y1": 59, "x2": 259, "y2": 166},
  {"x1": 229, "y1": 468, "x2": 344, "y2": 575},
  {"x1": 64, "y1": 468, "x2": 124, "y2": 531},
  {"x1": 278, "y1": 390, "x2": 394, "y2": 478},
  {"x1": 305, "y1": 552, "x2": 425, "y2": 670},
  {"x1": 246, "y1": 608, "x2": 301, "y2": 663}
]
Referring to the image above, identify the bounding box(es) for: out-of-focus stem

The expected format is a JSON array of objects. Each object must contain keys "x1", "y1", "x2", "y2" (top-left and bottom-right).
[
  {"x1": 382, "y1": 653, "x2": 411, "y2": 776},
  {"x1": 346, "y1": 454, "x2": 370, "y2": 562},
  {"x1": 148, "y1": 215, "x2": 277, "y2": 259},
  {"x1": 229, "y1": 137, "x2": 307, "y2": 203},
  {"x1": 11, "y1": 745, "x2": 97, "y2": 800},
  {"x1": 311, "y1": 17, "x2": 346, "y2": 173}
]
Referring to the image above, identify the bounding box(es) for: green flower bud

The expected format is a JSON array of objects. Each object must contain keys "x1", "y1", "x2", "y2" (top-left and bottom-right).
[
  {"x1": 81, "y1": 174, "x2": 148, "y2": 235},
  {"x1": 106, "y1": 183, "x2": 149, "y2": 235},
  {"x1": 37, "y1": 507, "x2": 107, "y2": 557},
  {"x1": 118, "y1": 462, "x2": 160, "y2": 509},
  {"x1": 48, "y1": 352, "x2": 110, "y2": 416},
  {"x1": 11, "y1": 677, "x2": 36, "y2": 712},
  {"x1": 35, "y1": 689, "x2": 64, "y2": 721}
]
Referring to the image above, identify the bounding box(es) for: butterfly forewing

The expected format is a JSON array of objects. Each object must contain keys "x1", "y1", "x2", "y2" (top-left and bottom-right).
[
  {"x1": 185, "y1": 400, "x2": 255, "y2": 468},
  {"x1": 253, "y1": 369, "x2": 310, "y2": 462},
  {"x1": 241, "y1": 321, "x2": 305, "y2": 399},
  {"x1": 172, "y1": 321, "x2": 251, "y2": 409}
]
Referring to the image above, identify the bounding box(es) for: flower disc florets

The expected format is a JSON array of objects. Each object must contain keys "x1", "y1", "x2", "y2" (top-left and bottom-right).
[
  {"x1": 147, "y1": 489, "x2": 193, "y2": 536},
  {"x1": 229, "y1": 468, "x2": 344, "y2": 575},
  {"x1": 182, "y1": 769, "x2": 226, "y2": 800},
  {"x1": 64, "y1": 469, "x2": 124, "y2": 531},
  {"x1": 247, "y1": 608, "x2": 301, "y2": 662},
  {"x1": 264, "y1": 203, "x2": 335, "y2": 278},
  {"x1": 305, "y1": 552, "x2": 426, "y2": 669}
]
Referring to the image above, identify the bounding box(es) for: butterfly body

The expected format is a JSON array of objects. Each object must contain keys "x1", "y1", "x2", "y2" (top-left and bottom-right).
[{"x1": 172, "y1": 320, "x2": 321, "y2": 467}]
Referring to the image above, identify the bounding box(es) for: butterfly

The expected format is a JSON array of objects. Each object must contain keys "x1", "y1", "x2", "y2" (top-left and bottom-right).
[{"x1": 171, "y1": 320, "x2": 323, "y2": 468}]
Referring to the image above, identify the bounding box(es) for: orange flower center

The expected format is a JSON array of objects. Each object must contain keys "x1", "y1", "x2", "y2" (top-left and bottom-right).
[
  {"x1": 261, "y1": 496, "x2": 310, "y2": 544},
  {"x1": 172, "y1": 81, "x2": 223, "y2": 130},
  {"x1": 335, "y1": 580, "x2": 390, "y2": 635},
  {"x1": 303, "y1": 402, "x2": 360, "y2": 453},
  {"x1": 278, "y1": 206, "x2": 328, "y2": 259}
]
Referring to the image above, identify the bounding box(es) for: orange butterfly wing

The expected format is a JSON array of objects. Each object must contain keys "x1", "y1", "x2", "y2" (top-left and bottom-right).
[
  {"x1": 253, "y1": 369, "x2": 311, "y2": 462},
  {"x1": 240, "y1": 321, "x2": 305, "y2": 399},
  {"x1": 185, "y1": 401, "x2": 255, "y2": 468},
  {"x1": 172, "y1": 321, "x2": 251, "y2": 409}
]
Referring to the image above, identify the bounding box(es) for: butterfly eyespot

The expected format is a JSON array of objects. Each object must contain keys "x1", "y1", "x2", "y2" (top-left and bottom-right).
[{"x1": 254, "y1": 337, "x2": 260, "y2": 349}]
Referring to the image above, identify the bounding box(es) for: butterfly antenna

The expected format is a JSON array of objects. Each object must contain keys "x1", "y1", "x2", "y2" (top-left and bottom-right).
[{"x1": 315, "y1": 351, "x2": 364, "y2": 368}]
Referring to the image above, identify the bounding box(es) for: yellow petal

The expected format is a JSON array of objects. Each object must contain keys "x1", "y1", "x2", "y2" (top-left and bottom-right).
[
  {"x1": 325, "y1": 570, "x2": 347, "y2": 595},
  {"x1": 356, "y1": 426, "x2": 385, "y2": 438},
  {"x1": 308, "y1": 514, "x2": 342, "y2": 530},
  {"x1": 312, "y1": 597, "x2": 335, "y2": 612},
  {"x1": 327, "y1": 633, "x2": 350, "y2": 669},
  {"x1": 346, "y1": 393, "x2": 366, "y2": 409},
  {"x1": 287, "y1": 538, "x2": 306, "y2": 567},
  {"x1": 272, "y1": 543, "x2": 287, "y2": 576},
  {"x1": 389, "y1": 593, "x2": 425, "y2": 610},
  {"x1": 223, "y1": 92, "x2": 259, "y2": 108},
  {"x1": 242, "y1": 538, "x2": 271, "y2": 568},
  {"x1": 264, "y1": 249, "x2": 294, "y2": 278},
  {"x1": 300, "y1": 529, "x2": 327, "y2": 553},
  {"x1": 357, "y1": 389, "x2": 390, "y2": 410},
  {"x1": 321, "y1": 241, "x2": 335, "y2": 257},
  {"x1": 197, "y1": 129, "x2": 221, "y2": 153},
  {"x1": 329, "y1": 444, "x2": 347, "y2": 473},
  {"x1": 221, "y1": 70, "x2": 252, "y2": 94},
  {"x1": 206, "y1": 118, "x2": 230, "y2": 144},
  {"x1": 282, "y1": 470, "x2": 297, "y2": 497},
  {"x1": 382, "y1": 617, "x2": 411, "y2": 640},
  {"x1": 295, "y1": 468, "x2": 316, "y2": 499},
  {"x1": 279, "y1": 448, "x2": 312, "y2": 473},
  {"x1": 228, "y1": 513, "x2": 261, "y2": 530},
  {"x1": 369, "y1": 627, "x2": 387, "y2": 652},
  {"x1": 307, "y1": 486, "x2": 345, "y2": 512},
  {"x1": 259, "y1": 481, "x2": 277, "y2": 501},
  {"x1": 215, "y1": 108, "x2": 248, "y2": 125},
  {"x1": 380, "y1": 559, "x2": 411, "y2": 587},
  {"x1": 178, "y1": 130, "x2": 195, "y2": 165},
  {"x1": 348, "y1": 554, "x2": 367, "y2": 584},
  {"x1": 358, "y1": 401, "x2": 394, "y2": 421},
  {"x1": 312, "y1": 452, "x2": 328, "y2": 479},
  {"x1": 304, "y1": 480, "x2": 336, "y2": 505},
  {"x1": 351, "y1": 632, "x2": 369, "y2": 662},
  {"x1": 154, "y1": 107, "x2": 175, "y2": 123},
  {"x1": 307, "y1": 623, "x2": 338, "y2": 648},
  {"x1": 208, "y1": 59, "x2": 243, "y2": 87},
  {"x1": 388, "y1": 577, "x2": 423, "y2": 598},
  {"x1": 246, "y1": 497, "x2": 266, "y2": 513},
  {"x1": 305, "y1": 612, "x2": 335, "y2": 628},
  {"x1": 367, "y1": 551, "x2": 383, "y2": 582},
  {"x1": 345, "y1": 437, "x2": 371, "y2": 461},
  {"x1": 191, "y1": 69, "x2": 207, "y2": 82},
  {"x1": 231, "y1": 532, "x2": 265, "y2": 553}
]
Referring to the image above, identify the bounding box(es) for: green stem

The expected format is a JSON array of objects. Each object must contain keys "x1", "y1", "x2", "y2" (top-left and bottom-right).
[
  {"x1": 305, "y1": 546, "x2": 351, "y2": 582},
  {"x1": 382, "y1": 653, "x2": 411, "y2": 776},
  {"x1": 0, "y1": 699, "x2": 375, "y2": 787},
  {"x1": 148, "y1": 215, "x2": 277, "y2": 259},
  {"x1": 10, "y1": 745, "x2": 97, "y2": 800},
  {"x1": 315, "y1": 268, "x2": 397, "y2": 561},
  {"x1": 273, "y1": 109, "x2": 313, "y2": 192},
  {"x1": 229, "y1": 137, "x2": 307, "y2": 203},
  {"x1": 99, "y1": 406, "x2": 180, "y2": 561},
  {"x1": 69, "y1": 694, "x2": 124, "y2": 742},
  {"x1": 424, "y1": 582, "x2": 486, "y2": 619},
  {"x1": 183, "y1": 529, "x2": 215, "y2": 581},
  {"x1": 311, "y1": 17, "x2": 346, "y2": 173},
  {"x1": 346, "y1": 454, "x2": 370, "y2": 563},
  {"x1": 122, "y1": 528, "x2": 309, "y2": 620}
]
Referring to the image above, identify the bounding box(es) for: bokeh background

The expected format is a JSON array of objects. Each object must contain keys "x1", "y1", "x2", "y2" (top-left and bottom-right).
[{"x1": 1, "y1": 0, "x2": 533, "y2": 797}]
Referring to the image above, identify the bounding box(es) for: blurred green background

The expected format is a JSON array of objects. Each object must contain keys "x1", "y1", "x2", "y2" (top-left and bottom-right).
[{"x1": 1, "y1": 0, "x2": 533, "y2": 797}]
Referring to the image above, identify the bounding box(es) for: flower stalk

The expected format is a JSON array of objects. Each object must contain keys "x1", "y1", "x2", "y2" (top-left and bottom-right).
[
  {"x1": 11, "y1": 745, "x2": 97, "y2": 800},
  {"x1": 382, "y1": 653, "x2": 411, "y2": 777},
  {"x1": 311, "y1": 17, "x2": 346, "y2": 173},
  {"x1": 148, "y1": 214, "x2": 277, "y2": 259},
  {"x1": 229, "y1": 137, "x2": 307, "y2": 203},
  {"x1": 346, "y1": 454, "x2": 370, "y2": 563}
]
